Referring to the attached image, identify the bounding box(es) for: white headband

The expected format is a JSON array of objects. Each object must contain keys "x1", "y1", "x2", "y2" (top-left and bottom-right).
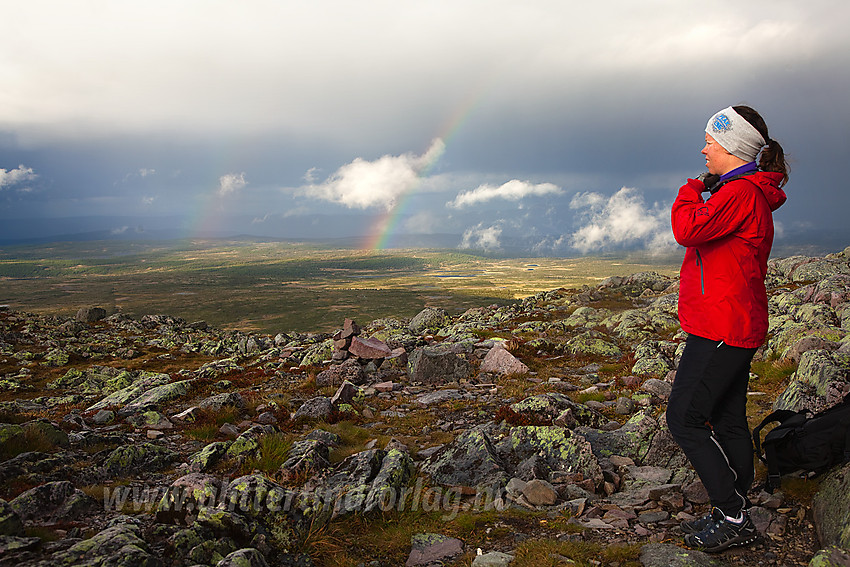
[{"x1": 705, "y1": 106, "x2": 766, "y2": 162}]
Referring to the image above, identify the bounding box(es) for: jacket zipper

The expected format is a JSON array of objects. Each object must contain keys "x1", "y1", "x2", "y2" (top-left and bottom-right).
[{"x1": 695, "y1": 249, "x2": 705, "y2": 294}]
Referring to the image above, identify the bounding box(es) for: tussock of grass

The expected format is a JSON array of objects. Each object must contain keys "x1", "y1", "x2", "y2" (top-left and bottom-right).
[
  {"x1": 184, "y1": 424, "x2": 219, "y2": 442},
  {"x1": 241, "y1": 432, "x2": 294, "y2": 475},
  {"x1": 0, "y1": 427, "x2": 58, "y2": 460},
  {"x1": 769, "y1": 475, "x2": 822, "y2": 502},
  {"x1": 751, "y1": 359, "x2": 798, "y2": 392},
  {"x1": 574, "y1": 391, "x2": 607, "y2": 404},
  {"x1": 181, "y1": 406, "x2": 244, "y2": 440}
]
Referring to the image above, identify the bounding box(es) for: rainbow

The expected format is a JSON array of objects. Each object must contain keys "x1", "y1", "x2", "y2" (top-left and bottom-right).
[
  {"x1": 363, "y1": 89, "x2": 486, "y2": 250},
  {"x1": 186, "y1": 179, "x2": 231, "y2": 239}
]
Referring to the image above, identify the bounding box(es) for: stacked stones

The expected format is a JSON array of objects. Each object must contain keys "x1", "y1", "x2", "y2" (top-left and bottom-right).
[{"x1": 332, "y1": 318, "x2": 392, "y2": 363}]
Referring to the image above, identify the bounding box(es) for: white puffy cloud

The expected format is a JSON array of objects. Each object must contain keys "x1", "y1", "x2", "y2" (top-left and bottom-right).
[
  {"x1": 0, "y1": 165, "x2": 37, "y2": 190},
  {"x1": 218, "y1": 172, "x2": 247, "y2": 196},
  {"x1": 447, "y1": 179, "x2": 562, "y2": 209},
  {"x1": 459, "y1": 223, "x2": 502, "y2": 251},
  {"x1": 569, "y1": 187, "x2": 676, "y2": 254},
  {"x1": 302, "y1": 139, "x2": 445, "y2": 210}
]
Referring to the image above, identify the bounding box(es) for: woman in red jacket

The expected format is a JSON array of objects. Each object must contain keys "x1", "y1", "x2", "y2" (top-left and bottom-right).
[{"x1": 667, "y1": 105, "x2": 788, "y2": 553}]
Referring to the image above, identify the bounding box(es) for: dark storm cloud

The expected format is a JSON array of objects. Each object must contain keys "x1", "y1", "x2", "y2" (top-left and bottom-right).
[{"x1": 1, "y1": 1, "x2": 848, "y2": 251}]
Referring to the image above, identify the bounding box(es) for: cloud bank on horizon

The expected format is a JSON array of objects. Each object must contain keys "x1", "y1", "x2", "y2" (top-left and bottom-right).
[{"x1": 1, "y1": 1, "x2": 848, "y2": 253}]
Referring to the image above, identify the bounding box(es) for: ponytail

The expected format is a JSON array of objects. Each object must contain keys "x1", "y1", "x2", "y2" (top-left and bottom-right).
[{"x1": 733, "y1": 105, "x2": 789, "y2": 187}]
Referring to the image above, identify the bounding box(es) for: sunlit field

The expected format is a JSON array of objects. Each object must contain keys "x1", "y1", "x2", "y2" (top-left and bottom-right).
[{"x1": 0, "y1": 239, "x2": 682, "y2": 334}]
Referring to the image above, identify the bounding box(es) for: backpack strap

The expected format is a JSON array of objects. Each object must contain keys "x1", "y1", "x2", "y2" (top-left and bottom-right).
[
  {"x1": 764, "y1": 442, "x2": 783, "y2": 492},
  {"x1": 844, "y1": 427, "x2": 850, "y2": 464},
  {"x1": 753, "y1": 409, "x2": 797, "y2": 464}
]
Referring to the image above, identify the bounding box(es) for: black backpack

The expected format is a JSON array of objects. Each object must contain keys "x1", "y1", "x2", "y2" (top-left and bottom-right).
[{"x1": 753, "y1": 394, "x2": 850, "y2": 492}]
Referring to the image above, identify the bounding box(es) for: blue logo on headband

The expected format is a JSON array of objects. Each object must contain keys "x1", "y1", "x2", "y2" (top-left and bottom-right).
[{"x1": 711, "y1": 114, "x2": 732, "y2": 133}]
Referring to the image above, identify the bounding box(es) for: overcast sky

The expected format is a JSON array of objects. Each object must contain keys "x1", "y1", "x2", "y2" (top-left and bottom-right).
[{"x1": 1, "y1": 1, "x2": 848, "y2": 254}]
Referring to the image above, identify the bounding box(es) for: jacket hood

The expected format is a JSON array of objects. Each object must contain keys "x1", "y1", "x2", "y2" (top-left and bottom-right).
[{"x1": 752, "y1": 171, "x2": 787, "y2": 212}]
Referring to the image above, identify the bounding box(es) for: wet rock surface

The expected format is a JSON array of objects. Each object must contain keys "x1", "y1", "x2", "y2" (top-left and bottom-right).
[{"x1": 0, "y1": 246, "x2": 847, "y2": 565}]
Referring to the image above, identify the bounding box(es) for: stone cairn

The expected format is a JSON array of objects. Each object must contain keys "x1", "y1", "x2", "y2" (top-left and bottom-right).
[{"x1": 332, "y1": 318, "x2": 392, "y2": 363}]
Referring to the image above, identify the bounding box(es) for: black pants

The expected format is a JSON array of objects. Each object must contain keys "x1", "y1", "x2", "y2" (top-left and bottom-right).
[{"x1": 666, "y1": 334, "x2": 757, "y2": 517}]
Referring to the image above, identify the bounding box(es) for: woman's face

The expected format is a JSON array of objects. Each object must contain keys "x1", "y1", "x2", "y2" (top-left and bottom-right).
[{"x1": 701, "y1": 133, "x2": 739, "y2": 175}]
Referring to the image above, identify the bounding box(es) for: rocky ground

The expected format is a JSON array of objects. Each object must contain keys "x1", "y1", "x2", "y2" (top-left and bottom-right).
[{"x1": 0, "y1": 247, "x2": 849, "y2": 567}]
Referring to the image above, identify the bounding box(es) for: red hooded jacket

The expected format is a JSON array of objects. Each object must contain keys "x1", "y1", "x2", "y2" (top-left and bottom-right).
[{"x1": 671, "y1": 171, "x2": 787, "y2": 348}]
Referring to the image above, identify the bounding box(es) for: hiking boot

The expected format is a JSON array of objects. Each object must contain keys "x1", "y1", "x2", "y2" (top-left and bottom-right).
[
  {"x1": 683, "y1": 511, "x2": 759, "y2": 553},
  {"x1": 680, "y1": 507, "x2": 725, "y2": 534}
]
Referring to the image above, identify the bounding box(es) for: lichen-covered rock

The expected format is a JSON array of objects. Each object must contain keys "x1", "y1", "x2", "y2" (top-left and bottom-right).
[
  {"x1": 498, "y1": 426, "x2": 603, "y2": 488},
  {"x1": 0, "y1": 451, "x2": 68, "y2": 488},
  {"x1": 409, "y1": 307, "x2": 451, "y2": 335},
  {"x1": 226, "y1": 425, "x2": 276, "y2": 460},
  {"x1": 631, "y1": 340, "x2": 677, "y2": 377},
  {"x1": 611, "y1": 304, "x2": 679, "y2": 339},
  {"x1": 216, "y1": 547, "x2": 270, "y2": 567},
  {"x1": 578, "y1": 410, "x2": 660, "y2": 465},
  {"x1": 299, "y1": 339, "x2": 334, "y2": 367},
  {"x1": 46, "y1": 521, "x2": 162, "y2": 566},
  {"x1": 812, "y1": 462, "x2": 850, "y2": 550},
  {"x1": 562, "y1": 332, "x2": 622, "y2": 360},
  {"x1": 0, "y1": 534, "x2": 40, "y2": 554},
  {"x1": 807, "y1": 546, "x2": 850, "y2": 567},
  {"x1": 86, "y1": 372, "x2": 173, "y2": 412},
  {"x1": 330, "y1": 380, "x2": 365, "y2": 407},
  {"x1": 50, "y1": 366, "x2": 137, "y2": 395},
  {"x1": 641, "y1": 412, "x2": 690, "y2": 471},
  {"x1": 76, "y1": 306, "x2": 107, "y2": 322},
  {"x1": 199, "y1": 392, "x2": 245, "y2": 411},
  {"x1": 42, "y1": 347, "x2": 70, "y2": 367},
  {"x1": 190, "y1": 441, "x2": 232, "y2": 472},
  {"x1": 509, "y1": 392, "x2": 606, "y2": 428},
  {"x1": 563, "y1": 306, "x2": 612, "y2": 328},
  {"x1": 472, "y1": 551, "x2": 516, "y2": 567},
  {"x1": 783, "y1": 336, "x2": 843, "y2": 363},
  {"x1": 407, "y1": 346, "x2": 471, "y2": 384},
  {"x1": 423, "y1": 428, "x2": 507, "y2": 490},
  {"x1": 219, "y1": 474, "x2": 292, "y2": 520},
  {"x1": 187, "y1": 536, "x2": 240, "y2": 565},
  {"x1": 788, "y1": 257, "x2": 850, "y2": 283},
  {"x1": 157, "y1": 473, "x2": 223, "y2": 518},
  {"x1": 118, "y1": 379, "x2": 194, "y2": 416},
  {"x1": 102, "y1": 442, "x2": 179, "y2": 476},
  {"x1": 195, "y1": 357, "x2": 244, "y2": 380},
  {"x1": 293, "y1": 397, "x2": 333, "y2": 421},
  {"x1": 361, "y1": 446, "x2": 416, "y2": 514},
  {"x1": 279, "y1": 439, "x2": 332, "y2": 482},
  {"x1": 773, "y1": 350, "x2": 850, "y2": 412},
  {"x1": 9, "y1": 480, "x2": 96, "y2": 523},
  {"x1": 309, "y1": 446, "x2": 415, "y2": 517},
  {"x1": 126, "y1": 410, "x2": 174, "y2": 430}
]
